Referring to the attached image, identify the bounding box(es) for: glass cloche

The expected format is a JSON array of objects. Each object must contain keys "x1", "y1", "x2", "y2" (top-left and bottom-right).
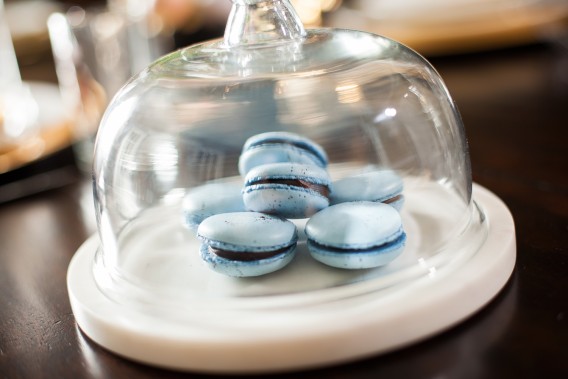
[{"x1": 68, "y1": 0, "x2": 515, "y2": 373}]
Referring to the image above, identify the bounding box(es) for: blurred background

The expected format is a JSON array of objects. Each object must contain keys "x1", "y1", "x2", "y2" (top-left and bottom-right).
[{"x1": 1, "y1": 0, "x2": 567, "y2": 203}]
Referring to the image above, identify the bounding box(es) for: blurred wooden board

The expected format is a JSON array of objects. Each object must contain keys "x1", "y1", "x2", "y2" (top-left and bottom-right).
[{"x1": 327, "y1": 1, "x2": 568, "y2": 55}]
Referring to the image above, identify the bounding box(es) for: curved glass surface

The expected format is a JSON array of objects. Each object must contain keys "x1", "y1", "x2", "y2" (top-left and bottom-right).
[{"x1": 92, "y1": 0, "x2": 486, "y2": 313}]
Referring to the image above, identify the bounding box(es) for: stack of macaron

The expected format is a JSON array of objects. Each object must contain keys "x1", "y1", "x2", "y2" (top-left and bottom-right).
[
  {"x1": 239, "y1": 131, "x2": 331, "y2": 219},
  {"x1": 184, "y1": 131, "x2": 406, "y2": 277}
]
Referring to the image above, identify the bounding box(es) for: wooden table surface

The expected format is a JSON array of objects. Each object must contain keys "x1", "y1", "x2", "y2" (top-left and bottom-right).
[{"x1": 1, "y1": 42, "x2": 567, "y2": 378}]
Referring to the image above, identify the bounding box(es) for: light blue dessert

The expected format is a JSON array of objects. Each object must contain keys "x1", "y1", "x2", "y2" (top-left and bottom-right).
[
  {"x1": 182, "y1": 182, "x2": 246, "y2": 229},
  {"x1": 197, "y1": 212, "x2": 298, "y2": 277},
  {"x1": 330, "y1": 170, "x2": 405, "y2": 211},
  {"x1": 243, "y1": 162, "x2": 331, "y2": 219},
  {"x1": 305, "y1": 202, "x2": 406, "y2": 269},
  {"x1": 238, "y1": 131, "x2": 328, "y2": 176}
]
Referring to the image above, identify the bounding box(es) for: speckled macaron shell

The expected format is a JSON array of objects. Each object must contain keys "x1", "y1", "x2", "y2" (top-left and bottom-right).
[
  {"x1": 330, "y1": 170, "x2": 405, "y2": 211},
  {"x1": 197, "y1": 212, "x2": 298, "y2": 277},
  {"x1": 243, "y1": 162, "x2": 331, "y2": 219},
  {"x1": 238, "y1": 131, "x2": 328, "y2": 176},
  {"x1": 305, "y1": 202, "x2": 406, "y2": 269},
  {"x1": 182, "y1": 182, "x2": 246, "y2": 229}
]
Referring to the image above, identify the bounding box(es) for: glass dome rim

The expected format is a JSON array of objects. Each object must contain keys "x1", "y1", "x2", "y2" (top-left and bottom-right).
[{"x1": 90, "y1": 193, "x2": 488, "y2": 314}]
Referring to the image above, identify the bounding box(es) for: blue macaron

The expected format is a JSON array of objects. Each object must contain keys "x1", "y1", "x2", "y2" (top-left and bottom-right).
[
  {"x1": 182, "y1": 182, "x2": 246, "y2": 229},
  {"x1": 305, "y1": 202, "x2": 406, "y2": 269},
  {"x1": 197, "y1": 212, "x2": 298, "y2": 277},
  {"x1": 238, "y1": 131, "x2": 328, "y2": 176},
  {"x1": 330, "y1": 170, "x2": 405, "y2": 211},
  {"x1": 243, "y1": 162, "x2": 331, "y2": 219}
]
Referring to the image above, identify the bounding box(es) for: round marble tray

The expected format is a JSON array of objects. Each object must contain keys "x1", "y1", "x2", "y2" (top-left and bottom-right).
[{"x1": 67, "y1": 183, "x2": 515, "y2": 373}]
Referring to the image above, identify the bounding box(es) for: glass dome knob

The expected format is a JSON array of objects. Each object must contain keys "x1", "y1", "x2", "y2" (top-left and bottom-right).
[{"x1": 224, "y1": 0, "x2": 306, "y2": 47}]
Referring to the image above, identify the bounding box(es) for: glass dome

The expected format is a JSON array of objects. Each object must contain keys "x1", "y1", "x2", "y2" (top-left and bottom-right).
[{"x1": 91, "y1": 0, "x2": 486, "y2": 313}]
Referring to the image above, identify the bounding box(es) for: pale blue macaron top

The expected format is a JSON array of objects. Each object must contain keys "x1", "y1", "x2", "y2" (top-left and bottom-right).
[
  {"x1": 305, "y1": 202, "x2": 404, "y2": 250},
  {"x1": 182, "y1": 182, "x2": 245, "y2": 228},
  {"x1": 197, "y1": 212, "x2": 298, "y2": 252},
  {"x1": 239, "y1": 131, "x2": 328, "y2": 175},
  {"x1": 330, "y1": 170, "x2": 403, "y2": 205}
]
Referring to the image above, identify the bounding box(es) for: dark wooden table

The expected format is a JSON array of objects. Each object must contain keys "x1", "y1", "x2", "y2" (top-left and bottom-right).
[{"x1": 1, "y1": 41, "x2": 567, "y2": 379}]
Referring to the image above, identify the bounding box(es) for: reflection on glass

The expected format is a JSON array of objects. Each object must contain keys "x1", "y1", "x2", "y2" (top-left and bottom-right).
[
  {"x1": 48, "y1": 3, "x2": 172, "y2": 172},
  {"x1": 0, "y1": 0, "x2": 38, "y2": 157}
]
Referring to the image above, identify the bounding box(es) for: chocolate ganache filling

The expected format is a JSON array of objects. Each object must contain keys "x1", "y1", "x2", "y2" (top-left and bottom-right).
[
  {"x1": 210, "y1": 245, "x2": 292, "y2": 261},
  {"x1": 383, "y1": 194, "x2": 403, "y2": 205},
  {"x1": 254, "y1": 179, "x2": 329, "y2": 198}
]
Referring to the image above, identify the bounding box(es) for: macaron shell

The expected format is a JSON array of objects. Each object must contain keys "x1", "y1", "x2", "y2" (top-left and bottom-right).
[
  {"x1": 243, "y1": 184, "x2": 329, "y2": 219},
  {"x1": 182, "y1": 182, "x2": 245, "y2": 229},
  {"x1": 200, "y1": 243, "x2": 296, "y2": 277},
  {"x1": 305, "y1": 202, "x2": 403, "y2": 249},
  {"x1": 330, "y1": 170, "x2": 403, "y2": 205},
  {"x1": 238, "y1": 144, "x2": 325, "y2": 176},
  {"x1": 197, "y1": 212, "x2": 298, "y2": 252},
  {"x1": 307, "y1": 234, "x2": 406, "y2": 269},
  {"x1": 242, "y1": 131, "x2": 328, "y2": 165}
]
